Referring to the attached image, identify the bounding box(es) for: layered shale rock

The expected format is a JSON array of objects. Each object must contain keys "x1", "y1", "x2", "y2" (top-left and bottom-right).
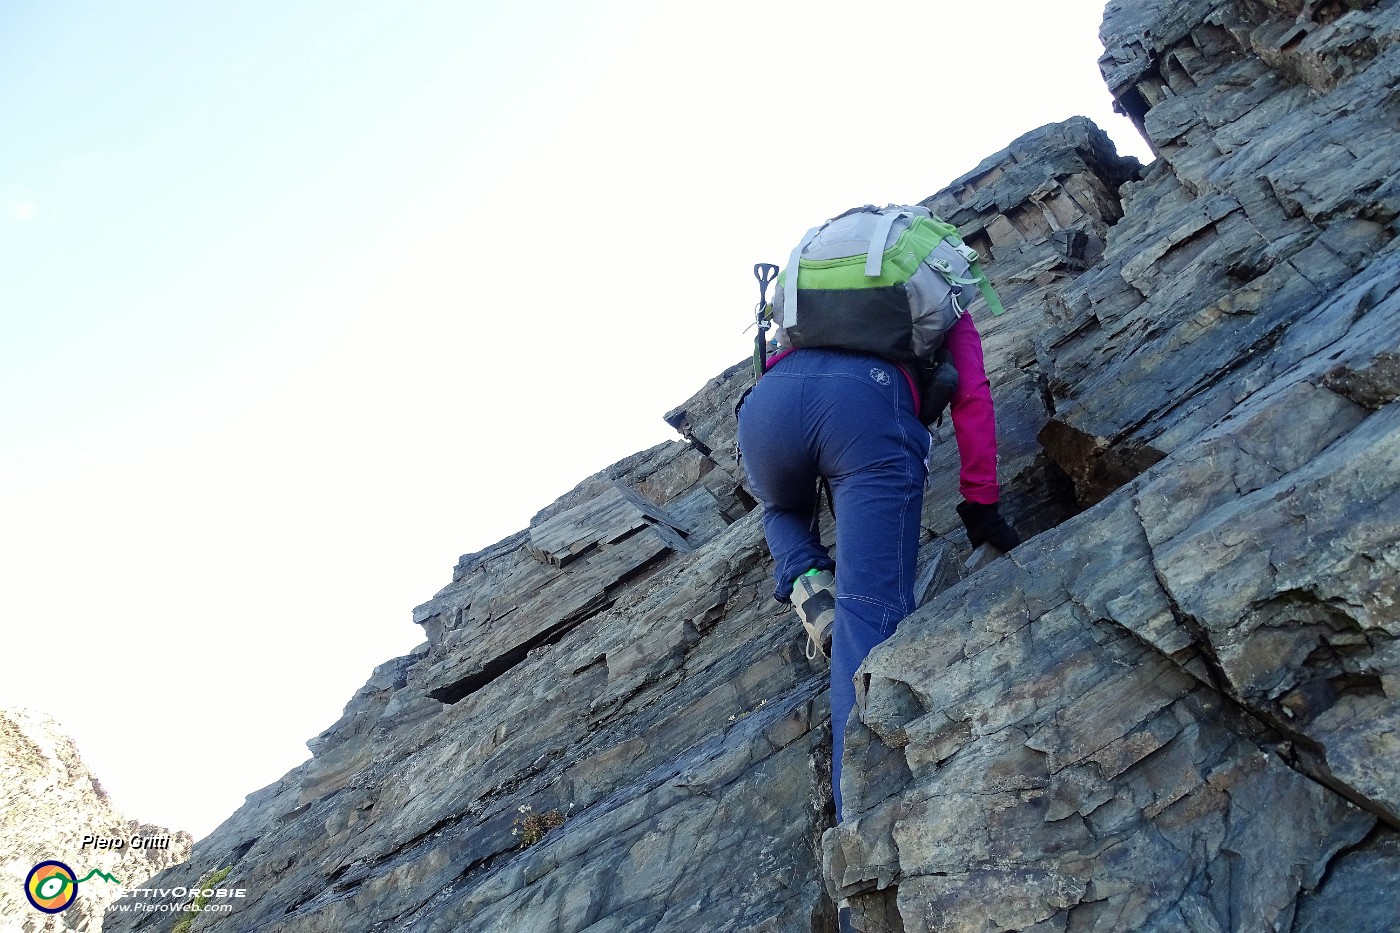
[
  {"x1": 1, "y1": 707, "x2": 192, "y2": 932},
  {"x1": 104, "y1": 462, "x2": 835, "y2": 931},
  {"x1": 829, "y1": 1, "x2": 1400, "y2": 930},
  {"x1": 101, "y1": 118, "x2": 1135, "y2": 933},
  {"x1": 105, "y1": 2, "x2": 1399, "y2": 931}
]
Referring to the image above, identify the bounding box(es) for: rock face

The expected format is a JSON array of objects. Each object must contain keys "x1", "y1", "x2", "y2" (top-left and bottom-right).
[
  {"x1": 828, "y1": 1, "x2": 1400, "y2": 930},
  {"x1": 104, "y1": 1, "x2": 1399, "y2": 931},
  {"x1": 1, "y1": 707, "x2": 192, "y2": 932}
]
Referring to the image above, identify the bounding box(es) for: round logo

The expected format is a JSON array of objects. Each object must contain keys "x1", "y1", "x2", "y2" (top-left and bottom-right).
[
  {"x1": 869, "y1": 367, "x2": 891, "y2": 386},
  {"x1": 26, "y1": 861, "x2": 78, "y2": 913}
]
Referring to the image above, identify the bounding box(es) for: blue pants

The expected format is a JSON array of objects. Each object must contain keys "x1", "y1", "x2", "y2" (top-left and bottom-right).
[{"x1": 737, "y1": 349, "x2": 930, "y2": 816}]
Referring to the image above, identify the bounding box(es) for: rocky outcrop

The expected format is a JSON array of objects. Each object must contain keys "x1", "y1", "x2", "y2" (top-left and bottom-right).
[
  {"x1": 104, "y1": 2, "x2": 1399, "y2": 931},
  {"x1": 1, "y1": 707, "x2": 192, "y2": 932},
  {"x1": 103, "y1": 449, "x2": 836, "y2": 932},
  {"x1": 101, "y1": 115, "x2": 1138, "y2": 933},
  {"x1": 828, "y1": 1, "x2": 1400, "y2": 930}
]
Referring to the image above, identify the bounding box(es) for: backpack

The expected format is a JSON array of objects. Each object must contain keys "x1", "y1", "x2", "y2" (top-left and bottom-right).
[{"x1": 751, "y1": 204, "x2": 1004, "y2": 424}]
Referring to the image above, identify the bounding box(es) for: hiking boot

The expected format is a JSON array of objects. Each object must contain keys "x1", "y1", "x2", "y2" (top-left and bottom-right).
[{"x1": 791, "y1": 569, "x2": 836, "y2": 660}]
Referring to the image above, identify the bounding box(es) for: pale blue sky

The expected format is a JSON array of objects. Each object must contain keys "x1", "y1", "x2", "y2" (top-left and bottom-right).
[
  {"x1": 1, "y1": 0, "x2": 1153, "y2": 840},
  {"x1": 2, "y1": 0, "x2": 626, "y2": 456}
]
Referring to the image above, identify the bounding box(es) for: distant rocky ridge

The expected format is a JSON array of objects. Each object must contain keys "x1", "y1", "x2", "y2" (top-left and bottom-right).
[
  {"x1": 105, "y1": 0, "x2": 1399, "y2": 930},
  {"x1": 1, "y1": 707, "x2": 192, "y2": 932}
]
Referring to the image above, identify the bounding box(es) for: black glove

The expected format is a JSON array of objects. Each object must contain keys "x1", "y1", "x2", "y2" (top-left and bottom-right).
[{"x1": 957, "y1": 500, "x2": 1020, "y2": 551}]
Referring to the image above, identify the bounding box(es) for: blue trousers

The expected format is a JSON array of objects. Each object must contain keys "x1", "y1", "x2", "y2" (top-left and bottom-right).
[{"x1": 737, "y1": 349, "x2": 930, "y2": 816}]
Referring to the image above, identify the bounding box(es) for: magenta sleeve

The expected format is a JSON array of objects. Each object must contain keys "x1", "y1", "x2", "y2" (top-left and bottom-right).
[{"x1": 944, "y1": 314, "x2": 1001, "y2": 504}]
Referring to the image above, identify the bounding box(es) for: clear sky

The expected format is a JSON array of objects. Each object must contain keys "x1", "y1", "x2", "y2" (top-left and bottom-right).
[{"x1": 1, "y1": 0, "x2": 1153, "y2": 840}]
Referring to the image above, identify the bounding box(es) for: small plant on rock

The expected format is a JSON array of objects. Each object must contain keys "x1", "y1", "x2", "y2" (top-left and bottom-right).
[
  {"x1": 172, "y1": 866, "x2": 232, "y2": 933},
  {"x1": 512, "y1": 804, "x2": 567, "y2": 848}
]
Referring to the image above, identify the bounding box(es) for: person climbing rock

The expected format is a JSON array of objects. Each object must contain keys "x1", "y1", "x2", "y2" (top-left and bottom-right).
[{"x1": 737, "y1": 205, "x2": 1018, "y2": 827}]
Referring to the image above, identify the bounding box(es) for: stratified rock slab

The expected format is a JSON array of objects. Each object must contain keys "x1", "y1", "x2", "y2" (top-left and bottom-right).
[
  {"x1": 831, "y1": 1, "x2": 1400, "y2": 930},
  {"x1": 103, "y1": 3, "x2": 1400, "y2": 930}
]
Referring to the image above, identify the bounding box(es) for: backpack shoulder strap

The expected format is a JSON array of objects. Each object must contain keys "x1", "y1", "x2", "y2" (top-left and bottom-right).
[
  {"x1": 863, "y1": 207, "x2": 913, "y2": 277},
  {"x1": 782, "y1": 223, "x2": 823, "y2": 331}
]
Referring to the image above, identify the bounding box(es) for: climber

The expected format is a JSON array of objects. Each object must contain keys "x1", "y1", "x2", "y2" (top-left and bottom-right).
[{"x1": 736, "y1": 205, "x2": 1019, "y2": 822}]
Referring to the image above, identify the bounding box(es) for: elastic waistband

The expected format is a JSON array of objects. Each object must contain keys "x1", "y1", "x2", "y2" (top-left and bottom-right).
[{"x1": 766, "y1": 348, "x2": 921, "y2": 419}]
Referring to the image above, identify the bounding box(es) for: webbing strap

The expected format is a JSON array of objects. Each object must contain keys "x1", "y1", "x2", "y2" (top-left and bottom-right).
[
  {"x1": 929, "y1": 256, "x2": 980, "y2": 287},
  {"x1": 951, "y1": 240, "x2": 980, "y2": 265},
  {"x1": 969, "y1": 260, "x2": 1006, "y2": 316},
  {"x1": 783, "y1": 225, "x2": 822, "y2": 331},
  {"x1": 950, "y1": 239, "x2": 1005, "y2": 316},
  {"x1": 864, "y1": 209, "x2": 909, "y2": 277}
]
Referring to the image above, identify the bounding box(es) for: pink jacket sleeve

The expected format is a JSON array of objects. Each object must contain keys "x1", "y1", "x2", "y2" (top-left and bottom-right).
[{"x1": 943, "y1": 313, "x2": 1001, "y2": 505}]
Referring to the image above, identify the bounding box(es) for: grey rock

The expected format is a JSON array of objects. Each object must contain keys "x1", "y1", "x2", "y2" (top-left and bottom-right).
[
  {"x1": 1043, "y1": 0, "x2": 1400, "y2": 505},
  {"x1": 831, "y1": 1, "x2": 1400, "y2": 929},
  {"x1": 103, "y1": 2, "x2": 1400, "y2": 930},
  {"x1": 1, "y1": 707, "x2": 192, "y2": 933},
  {"x1": 103, "y1": 113, "x2": 1135, "y2": 931},
  {"x1": 1294, "y1": 827, "x2": 1400, "y2": 933}
]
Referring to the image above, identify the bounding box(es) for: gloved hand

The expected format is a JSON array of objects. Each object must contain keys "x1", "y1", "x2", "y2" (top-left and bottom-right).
[{"x1": 956, "y1": 500, "x2": 1020, "y2": 551}]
